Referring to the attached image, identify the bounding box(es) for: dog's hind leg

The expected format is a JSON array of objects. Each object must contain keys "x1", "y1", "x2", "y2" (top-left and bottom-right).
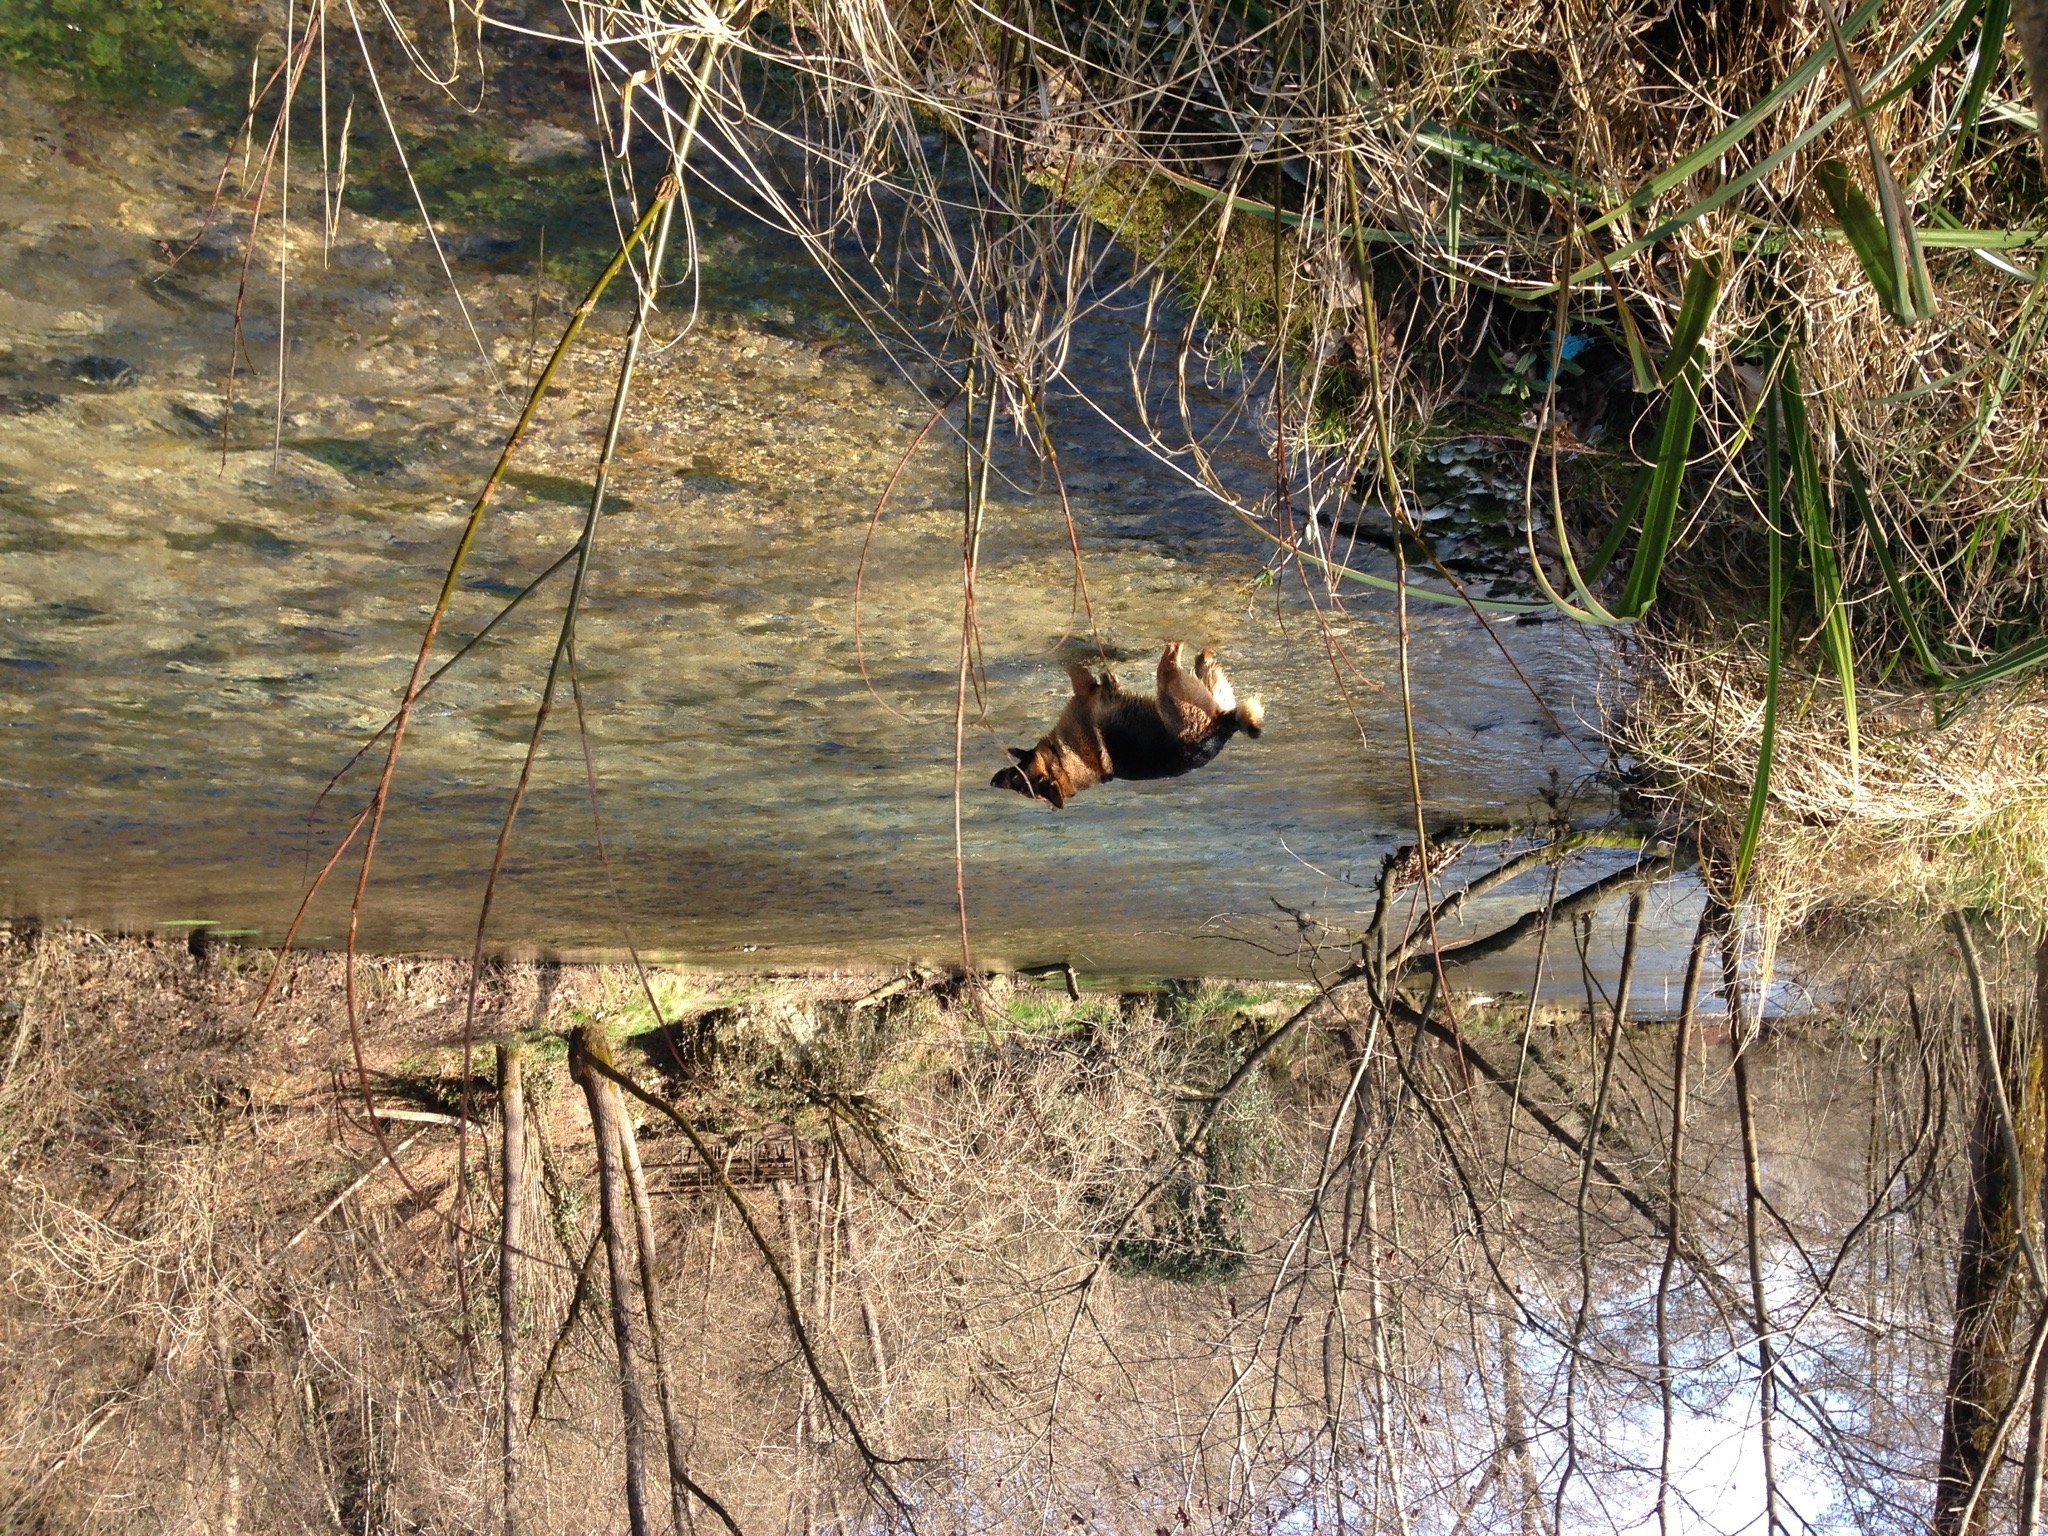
[
  {"x1": 1193, "y1": 647, "x2": 1239, "y2": 713},
  {"x1": 1155, "y1": 641, "x2": 1222, "y2": 742}
]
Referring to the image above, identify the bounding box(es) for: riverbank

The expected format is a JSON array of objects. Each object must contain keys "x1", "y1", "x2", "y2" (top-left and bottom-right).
[{"x1": 6, "y1": 917, "x2": 2017, "y2": 1532}]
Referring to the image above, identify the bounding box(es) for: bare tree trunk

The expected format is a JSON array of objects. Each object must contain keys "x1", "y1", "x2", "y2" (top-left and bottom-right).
[
  {"x1": 1495, "y1": 1309, "x2": 1544, "y2": 1536},
  {"x1": 1729, "y1": 1013, "x2": 1784, "y2": 1536},
  {"x1": 1936, "y1": 918, "x2": 2047, "y2": 1536},
  {"x1": 1655, "y1": 903, "x2": 1711, "y2": 1536},
  {"x1": 618, "y1": 1092, "x2": 700, "y2": 1536},
  {"x1": 498, "y1": 1042, "x2": 526, "y2": 1536},
  {"x1": 2026, "y1": 932, "x2": 2048, "y2": 1536},
  {"x1": 841, "y1": 1206, "x2": 891, "y2": 1422},
  {"x1": 778, "y1": 1178, "x2": 819, "y2": 1536},
  {"x1": 569, "y1": 1026, "x2": 655, "y2": 1536}
]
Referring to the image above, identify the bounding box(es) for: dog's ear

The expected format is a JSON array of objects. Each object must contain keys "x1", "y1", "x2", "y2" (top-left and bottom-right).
[
  {"x1": 1033, "y1": 777, "x2": 1067, "y2": 809},
  {"x1": 1009, "y1": 746, "x2": 1034, "y2": 764}
]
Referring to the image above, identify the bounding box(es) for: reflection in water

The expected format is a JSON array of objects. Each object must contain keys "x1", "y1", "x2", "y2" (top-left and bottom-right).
[{"x1": 0, "y1": 72, "x2": 1658, "y2": 981}]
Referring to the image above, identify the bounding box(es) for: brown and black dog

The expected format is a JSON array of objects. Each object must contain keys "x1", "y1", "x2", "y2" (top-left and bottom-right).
[{"x1": 992, "y1": 641, "x2": 1264, "y2": 809}]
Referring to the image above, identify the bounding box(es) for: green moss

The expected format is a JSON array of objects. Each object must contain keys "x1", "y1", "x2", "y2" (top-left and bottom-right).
[
  {"x1": 505, "y1": 470, "x2": 636, "y2": 511},
  {"x1": 291, "y1": 437, "x2": 409, "y2": 478},
  {"x1": 0, "y1": 0, "x2": 233, "y2": 103},
  {"x1": 343, "y1": 122, "x2": 621, "y2": 275},
  {"x1": 1068, "y1": 167, "x2": 1302, "y2": 351}
]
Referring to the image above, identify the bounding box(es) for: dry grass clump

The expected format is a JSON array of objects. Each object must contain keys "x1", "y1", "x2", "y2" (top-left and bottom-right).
[
  {"x1": 1621, "y1": 636, "x2": 2048, "y2": 930},
  {"x1": 0, "y1": 932, "x2": 614, "y2": 1533},
  {"x1": 0, "y1": 928, "x2": 1345, "y2": 1532}
]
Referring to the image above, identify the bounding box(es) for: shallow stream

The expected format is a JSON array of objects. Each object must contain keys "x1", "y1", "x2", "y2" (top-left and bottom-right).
[{"x1": 0, "y1": 63, "x2": 1699, "y2": 987}]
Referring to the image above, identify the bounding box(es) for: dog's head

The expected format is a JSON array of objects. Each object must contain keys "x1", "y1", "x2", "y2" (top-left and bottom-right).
[{"x1": 992, "y1": 746, "x2": 1067, "y2": 809}]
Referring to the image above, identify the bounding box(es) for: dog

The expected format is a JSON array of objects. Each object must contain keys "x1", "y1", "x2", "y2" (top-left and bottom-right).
[{"x1": 992, "y1": 642, "x2": 1264, "y2": 809}]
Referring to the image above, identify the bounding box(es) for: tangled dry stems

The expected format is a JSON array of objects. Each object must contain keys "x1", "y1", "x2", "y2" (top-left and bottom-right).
[
  {"x1": 10, "y1": 922, "x2": 1970, "y2": 1533},
  {"x1": 0, "y1": 932, "x2": 1346, "y2": 1530},
  {"x1": 544, "y1": 0, "x2": 2048, "y2": 637},
  {"x1": 1623, "y1": 635, "x2": 2048, "y2": 929}
]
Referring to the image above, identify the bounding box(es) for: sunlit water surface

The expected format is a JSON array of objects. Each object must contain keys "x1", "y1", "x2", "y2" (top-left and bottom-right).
[{"x1": 0, "y1": 78, "x2": 1703, "y2": 986}]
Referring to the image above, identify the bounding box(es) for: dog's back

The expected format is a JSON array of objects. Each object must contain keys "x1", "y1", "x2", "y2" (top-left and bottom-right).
[{"x1": 1094, "y1": 693, "x2": 1237, "y2": 780}]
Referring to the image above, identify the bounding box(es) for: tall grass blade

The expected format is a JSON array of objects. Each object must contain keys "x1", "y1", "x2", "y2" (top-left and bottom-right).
[
  {"x1": 1959, "y1": 0, "x2": 2012, "y2": 145},
  {"x1": 1585, "y1": 474, "x2": 1649, "y2": 585},
  {"x1": 1588, "y1": 243, "x2": 1658, "y2": 392},
  {"x1": 1563, "y1": 0, "x2": 1967, "y2": 290},
  {"x1": 1862, "y1": 144, "x2": 1938, "y2": 323},
  {"x1": 1819, "y1": 160, "x2": 1914, "y2": 319},
  {"x1": 1864, "y1": 223, "x2": 2048, "y2": 250},
  {"x1": 1734, "y1": 400, "x2": 1786, "y2": 905},
  {"x1": 1835, "y1": 428, "x2": 1948, "y2": 680},
  {"x1": 1613, "y1": 293, "x2": 1660, "y2": 394},
  {"x1": 1874, "y1": 0, "x2": 1989, "y2": 113},
  {"x1": 1659, "y1": 258, "x2": 1723, "y2": 387},
  {"x1": 1779, "y1": 366, "x2": 1860, "y2": 777},
  {"x1": 1616, "y1": 360, "x2": 1702, "y2": 619},
  {"x1": 1412, "y1": 124, "x2": 1600, "y2": 201},
  {"x1": 1937, "y1": 634, "x2": 2048, "y2": 690},
  {"x1": 1819, "y1": 1, "x2": 1937, "y2": 323},
  {"x1": 1547, "y1": 257, "x2": 1720, "y2": 622},
  {"x1": 1445, "y1": 155, "x2": 1462, "y2": 297},
  {"x1": 1589, "y1": 0, "x2": 1951, "y2": 227},
  {"x1": 1532, "y1": 463, "x2": 1644, "y2": 625}
]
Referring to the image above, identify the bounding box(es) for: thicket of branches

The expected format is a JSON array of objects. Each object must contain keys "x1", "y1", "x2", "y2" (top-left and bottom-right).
[{"x1": 5, "y1": 879, "x2": 2044, "y2": 1534}]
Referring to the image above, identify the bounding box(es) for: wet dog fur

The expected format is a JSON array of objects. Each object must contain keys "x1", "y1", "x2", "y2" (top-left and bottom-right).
[{"x1": 991, "y1": 642, "x2": 1265, "y2": 809}]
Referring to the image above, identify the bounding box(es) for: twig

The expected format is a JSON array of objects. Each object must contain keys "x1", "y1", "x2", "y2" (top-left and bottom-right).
[
  {"x1": 283, "y1": 1130, "x2": 426, "y2": 1251},
  {"x1": 498, "y1": 1042, "x2": 525, "y2": 1536},
  {"x1": 1951, "y1": 910, "x2": 2047, "y2": 1291},
  {"x1": 569, "y1": 1027, "x2": 656, "y2": 1536},
  {"x1": 1656, "y1": 902, "x2": 1714, "y2": 1536}
]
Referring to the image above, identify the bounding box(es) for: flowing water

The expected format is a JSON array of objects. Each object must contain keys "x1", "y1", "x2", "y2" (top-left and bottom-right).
[{"x1": 0, "y1": 62, "x2": 1699, "y2": 986}]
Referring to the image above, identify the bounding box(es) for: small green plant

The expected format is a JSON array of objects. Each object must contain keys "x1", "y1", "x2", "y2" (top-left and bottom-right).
[
  {"x1": 1109, "y1": 1138, "x2": 1249, "y2": 1285},
  {"x1": 987, "y1": 987, "x2": 1119, "y2": 1041},
  {"x1": 1157, "y1": 980, "x2": 1269, "y2": 1034}
]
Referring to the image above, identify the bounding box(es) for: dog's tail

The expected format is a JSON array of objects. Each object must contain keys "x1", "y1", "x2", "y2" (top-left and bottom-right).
[{"x1": 1235, "y1": 695, "x2": 1264, "y2": 739}]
